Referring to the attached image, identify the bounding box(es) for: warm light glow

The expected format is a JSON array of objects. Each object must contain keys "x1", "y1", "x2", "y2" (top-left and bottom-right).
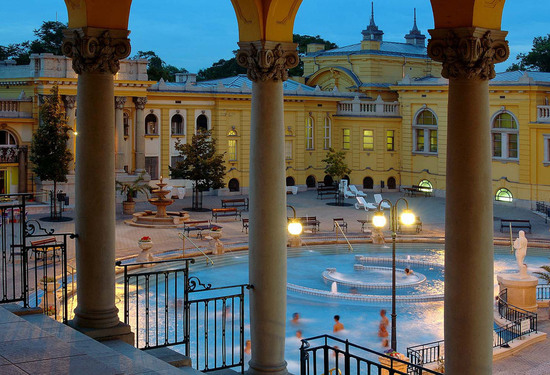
[
  {"x1": 72, "y1": 131, "x2": 78, "y2": 136},
  {"x1": 288, "y1": 221, "x2": 303, "y2": 235},
  {"x1": 372, "y1": 212, "x2": 387, "y2": 228},
  {"x1": 400, "y1": 210, "x2": 415, "y2": 226}
]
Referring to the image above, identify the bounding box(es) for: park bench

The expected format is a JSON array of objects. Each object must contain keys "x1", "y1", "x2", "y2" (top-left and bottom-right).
[
  {"x1": 221, "y1": 198, "x2": 249, "y2": 211},
  {"x1": 500, "y1": 219, "x2": 532, "y2": 233},
  {"x1": 403, "y1": 185, "x2": 432, "y2": 197},
  {"x1": 183, "y1": 220, "x2": 222, "y2": 239},
  {"x1": 332, "y1": 218, "x2": 348, "y2": 233},
  {"x1": 29, "y1": 237, "x2": 60, "y2": 261},
  {"x1": 291, "y1": 216, "x2": 320, "y2": 233},
  {"x1": 317, "y1": 185, "x2": 338, "y2": 199},
  {"x1": 212, "y1": 207, "x2": 242, "y2": 222},
  {"x1": 397, "y1": 217, "x2": 423, "y2": 234},
  {"x1": 242, "y1": 218, "x2": 249, "y2": 233}
]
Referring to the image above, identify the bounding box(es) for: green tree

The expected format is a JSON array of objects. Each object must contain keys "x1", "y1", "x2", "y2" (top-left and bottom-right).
[
  {"x1": 534, "y1": 265, "x2": 550, "y2": 284},
  {"x1": 169, "y1": 129, "x2": 226, "y2": 210},
  {"x1": 30, "y1": 85, "x2": 73, "y2": 219},
  {"x1": 507, "y1": 34, "x2": 550, "y2": 72},
  {"x1": 322, "y1": 148, "x2": 351, "y2": 184},
  {"x1": 133, "y1": 50, "x2": 188, "y2": 82}
]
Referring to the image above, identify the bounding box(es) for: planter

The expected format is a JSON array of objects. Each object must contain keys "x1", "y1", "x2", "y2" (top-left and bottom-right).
[
  {"x1": 209, "y1": 231, "x2": 223, "y2": 240},
  {"x1": 123, "y1": 201, "x2": 136, "y2": 215},
  {"x1": 138, "y1": 241, "x2": 153, "y2": 251}
]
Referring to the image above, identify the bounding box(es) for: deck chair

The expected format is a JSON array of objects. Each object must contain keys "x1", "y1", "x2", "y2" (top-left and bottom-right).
[
  {"x1": 349, "y1": 185, "x2": 367, "y2": 197},
  {"x1": 355, "y1": 196, "x2": 377, "y2": 211},
  {"x1": 374, "y1": 194, "x2": 391, "y2": 209}
]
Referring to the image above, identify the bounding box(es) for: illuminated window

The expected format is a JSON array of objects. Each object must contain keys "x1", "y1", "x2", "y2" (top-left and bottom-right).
[
  {"x1": 306, "y1": 117, "x2": 314, "y2": 150},
  {"x1": 413, "y1": 109, "x2": 437, "y2": 153},
  {"x1": 386, "y1": 130, "x2": 395, "y2": 151},
  {"x1": 227, "y1": 130, "x2": 237, "y2": 161},
  {"x1": 363, "y1": 129, "x2": 374, "y2": 151},
  {"x1": 171, "y1": 114, "x2": 185, "y2": 135},
  {"x1": 323, "y1": 117, "x2": 331, "y2": 149},
  {"x1": 495, "y1": 188, "x2": 513, "y2": 202},
  {"x1": 0, "y1": 130, "x2": 17, "y2": 146},
  {"x1": 343, "y1": 129, "x2": 350, "y2": 150},
  {"x1": 418, "y1": 179, "x2": 433, "y2": 192},
  {"x1": 123, "y1": 112, "x2": 130, "y2": 137},
  {"x1": 492, "y1": 112, "x2": 518, "y2": 160},
  {"x1": 145, "y1": 114, "x2": 158, "y2": 135}
]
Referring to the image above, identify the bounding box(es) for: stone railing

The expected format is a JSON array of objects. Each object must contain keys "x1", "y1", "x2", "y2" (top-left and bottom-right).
[
  {"x1": 0, "y1": 99, "x2": 32, "y2": 118},
  {"x1": 336, "y1": 95, "x2": 400, "y2": 117},
  {"x1": 0, "y1": 147, "x2": 22, "y2": 163},
  {"x1": 537, "y1": 105, "x2": 550, "y2": 123}
]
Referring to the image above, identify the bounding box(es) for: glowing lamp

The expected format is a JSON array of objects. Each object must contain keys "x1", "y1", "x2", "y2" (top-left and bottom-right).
[
  {"x1": 372, "y1": 212, "x2": 387, "y2": 228},
  {"x1": 288, "y1": 220, "x2": 303, "y2": 235},
  {"x1": 400, "y1": 210, "x2": 415, "y2": 226}
]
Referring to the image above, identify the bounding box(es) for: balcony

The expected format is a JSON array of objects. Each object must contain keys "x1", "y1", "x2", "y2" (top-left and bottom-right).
[
  {"x1": 0, "y1": 98, "x2": 33, "y2": 118},
  {"x1": 336, "y1": 95, "x2": 400, "y2": 117},
  {"x1": 537, "y1": 105, "x2": 550, "y2": 123}
]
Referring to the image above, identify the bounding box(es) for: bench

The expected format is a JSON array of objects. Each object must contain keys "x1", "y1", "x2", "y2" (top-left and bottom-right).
[
  {"x1": 404, "y1": 186, "x2": 432, "y2": 197},
  {"x1": 292, "y1": 216, "x2": 320, "y2": 233},
  {"x1": 398, "y1": 217, "x2": 423, "y2": 234},
  {"x1": 212, "y1": 208, "x2": 242, "y2": 222},
  {"x1": 183, "y1": 220, "x2": 222, "y2": 239},
  {"x1": 500, "y1": 219, "x2": 532, "y2": 233},
  {"x1": 221, "y1": 198, "x2": 249, "y2": 211},
  {"x1": 242, "y1": 218, "x2": 249, "y2": 233},
  {"x1": 332, "y1": 218, "x2": 348, "y2": 233},
  {"x1": 30, "y1": 237, "x2": 60, "y2": 260},
  {"x1": 317, "y1": 185, "x2": 338, "y2": 199}
]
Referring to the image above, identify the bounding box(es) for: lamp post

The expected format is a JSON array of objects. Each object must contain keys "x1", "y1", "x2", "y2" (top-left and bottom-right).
[
  {"x1": 287, "y1": 205, "x2": 303, "y2": 246},
  {"x1": 372, "y1": 198, "x2": 415, "y2": 351}
]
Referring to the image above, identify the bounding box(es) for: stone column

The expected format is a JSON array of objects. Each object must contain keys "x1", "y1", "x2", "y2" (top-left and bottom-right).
[
  {"x1": 64, "y1": 95, "x2": 76, "y2": 174},
  {"x1": 115, "y1": 96, "x2": 127, "y2": 173},
  {"x1": 236, "y1": 41, "x2": 298, "y2": 375},
  {"x1": 427, "y1": 28, "x2": 508, "y2": 375},
  {"x1": 133, "y1": 97, "x2": 147, "y2": 173},
  {"x1": 62, "y1": 28, "x2": 133, "y2": 341}
]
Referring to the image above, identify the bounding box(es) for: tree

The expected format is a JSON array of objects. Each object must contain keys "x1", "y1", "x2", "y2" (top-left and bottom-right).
[
  {"x1": 534, "y1": 265, "x2": 550, "y2": 284},
  {"x1": 169, "y1": 129, "x2": 226, "y2": 210},
  {"x1": 133, "y1": 50, "x2": 188, "y2": 82},
  {"x1": 507, "y1": 34, "x2": 550, "y2": 72},
  {"x1": 322, "y1": 148, "x2": 351, "y2": 184},
  {"x1": 30, "y1": 85, "x2": 73, "y2": 219}
]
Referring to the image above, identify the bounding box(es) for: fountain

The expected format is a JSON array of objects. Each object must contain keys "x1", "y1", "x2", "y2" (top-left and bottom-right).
[{"x1": 127, "y1": 177, "x2": 190, "y2": 228}]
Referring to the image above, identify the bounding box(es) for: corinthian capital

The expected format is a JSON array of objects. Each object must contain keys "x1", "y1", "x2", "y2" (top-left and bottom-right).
[
  {"x1": 236, "y1": 41, "x2": 299, "y2": 82},
  {"x1": 62, "y1": 27, "x2": 131, "y2": 75},
  {"x1": 63, "y1": 95, "x2": 76, "y2": 110},
  {"x1": 133, "y1": 97, "x2": 147, "y2": 110},
  {"x1": 427, "y1": 27, "x2": 509, "y2": 80},
  {"x1": 115, "y1": 96, "x2": 127, "y2": 110}
]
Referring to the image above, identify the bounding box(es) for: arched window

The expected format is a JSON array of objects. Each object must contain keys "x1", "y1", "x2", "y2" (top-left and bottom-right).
[
  {"x1": 227, "y1": 129, "x2": 237, "y2": 161},
  {"x1": 228, "y1": 178, "x2": 240, "y2": 192},
  {"x1": 323, "y1": 175, "x2": 334, "y2": 186},
  {"x1": 323, "y1": 117, "x2": 331, "y2": 150},
  {"x1": 418, "y1": 179, "x2": 433, "y2": 193},
  {"x1": 286, "y1": 176, "x2": 295, "y2": 186},
  {"x1": 0, "y1": 130, "x2": 18, "y2": 147},
  {"x1": 196, "y1": 114, "x2": 208, "y2": 132},
  {"x1": 495, "y1": 187, "x2": 513, "y2": 202},
  {"x1": 306, "y1": 175, "x2": 317, "y2": 188},
  {"x1": 363, "y1": 176, "x2": 374, "y2": 189},
  {"x1": 145, "y1": 114, "x2": 158, "y2": 135},
  {"x1": 387, "y1": 177, "x2": 396, "y2": 190},
  {"x1": 171, "y1": 114, "x2": 184, "y2": 135},
  {"x1": 343, "y1": 175, "x2": 350, "y2": 183},
  {"x1": 413, "y1": 109, "x2": 437, "y2": 153},
  {"x1": 123, "y1": 112, "x2": 129, "y2": 137},
  {"x1": 306, "y1": 116, "x2": 314, "y2": 150},
  {"x1": 492, "y1": 112, "x2": 518, "y2": 160}
]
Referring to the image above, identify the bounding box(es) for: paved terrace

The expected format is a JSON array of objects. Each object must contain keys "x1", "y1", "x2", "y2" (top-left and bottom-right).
[{"x1": 18, "y1": 190, "x2": 550, "y2": 374}]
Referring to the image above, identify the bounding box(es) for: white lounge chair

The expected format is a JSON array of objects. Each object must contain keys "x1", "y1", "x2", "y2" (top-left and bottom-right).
[
  {"x1": 349, "y1": 185, "x2": 367, "y2": 197},
  {"x1": 355, "y1": 196, "x2": 377, "y2": 211},
  {"x1": 374, "y1": 194, "x2": 391, "y2": 209},
  {"x1": 286, "y1": 186, "x2": 298, "y2": 195}
]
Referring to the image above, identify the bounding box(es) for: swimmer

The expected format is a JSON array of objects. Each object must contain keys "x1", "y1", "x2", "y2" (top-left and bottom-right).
[
  {"x1": 333, "y1": 315, "x2": 344, "y2": 332},
  {"x1": 378, "y1": 309, "x2": 389, "y2": 338},
  {"x1": 296, "y1": 330, "x2": 303, "y2": 339},
  {"x1": 291, "y1": 312, "x2": 300, "y2": 325},
  {"x1": 244, "y1": 339, "x2": 251, "y2": 355},
  {"x1": 404, "y1": 268, "x2": 414, "y2": 276}
]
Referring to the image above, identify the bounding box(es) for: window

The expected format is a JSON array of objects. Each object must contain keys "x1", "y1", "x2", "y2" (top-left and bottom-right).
[
  {"x1": 387, "y1": 177, "x2": 396, "y2": 190},
  {"x1": 324, "y1": 117, "x2": 331, "y2": 149},
  {"x1": 363, "y1": 176, "x2": 374, "y2": 189},
  {"x1": 228, "y1": 178, "x2": 240, "y2": 192},
  {"x1": 306, "y1": 117, "x2": 314, "y2": 150},
  {"x1": 418, "y1": 179, "x2": 433, "y2": 193},
  {"x1": 343, "y1": 129, "x2": 350, "y2": 150},
  {"x1": 386, "y1": 130, "x2": 395, "y2": 151},
  {"x1": 123, "y1": 112, "x2": 129, "y2": 137},
  {"x1": 227, "y1": 130, "x2": 237, "y2": 161},
  {"x1": 306, "y1": 175, "x2": 316, "y2": 188},
  {"x1": 286, "y1": 176, "x2": 295, "y2": 186},
  {"x1": 145, "y1": 156, "x2": 159, "y2": 180},
  {"x1": 363, "y1": 129, "x2": 374, "y2": 151},
  {"x1": 492, "y1": 112, "x2": 518, "y2": 160},
  {"x1": 171, "y1": 114, "x2": 184, "y2": 135},
  {"x1": 544, "y1": 134, "x2": 550, "y2": 164},
  {"x1": 413, "y1": 109, "x2": 438, "y2": 153},
  {"x1": 171, "y1": 156, "x2": 184, "y2": 167},
  {"x1": 145, "y1": 114, "x2": 158, "y2": 135},
  {"x1": 0, "y1": 130, "x2": 17, "y2": 146},
  {"x1": 196, "y1": 114, "x2": 208, "y2": 132},
  {"x1": 495, "y1": 188, "x2": 513, "y2": 202},
  {"x1": 285, "y1": 140, "x2": 293, "y2": 160}
]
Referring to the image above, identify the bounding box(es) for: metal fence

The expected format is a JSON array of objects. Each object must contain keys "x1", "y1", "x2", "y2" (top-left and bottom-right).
[
  {"x1": 117, "y1": 258, "x2": 249, "y2": 373},
  {"x1": 407, "y1": 340, "x2": 444, "y2": 368}
]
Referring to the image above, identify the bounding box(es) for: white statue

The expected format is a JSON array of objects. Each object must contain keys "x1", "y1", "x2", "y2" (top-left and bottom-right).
[{"x1": 513, "y1": 230, "x2": 528, "y2": 277}]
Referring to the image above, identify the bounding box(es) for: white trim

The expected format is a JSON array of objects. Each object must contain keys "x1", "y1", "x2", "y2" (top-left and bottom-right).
[
  {"x1": 544, "y1": 134, "x2": 550, "y2": 164},
  {"x1": 491, "y1": 110, "x2": 519, "y2": 160},
  {"x1": 412, "y1": 108, "x2": 438, "y2": 154},
  {"x1": 306, "y1": 116, "x2": 314, "y2": 150}
]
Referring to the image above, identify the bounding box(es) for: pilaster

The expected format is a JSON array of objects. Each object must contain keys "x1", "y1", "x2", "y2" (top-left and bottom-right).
[
  {"x1": 63, "y1": 95, "x2": 77, "y2": 174},
  {"x1": 133, "y1": 97, "x2": 147, "y2": 173},
  {"x1": 115, "y1": 96, "x2": 127, "y2": 173}
]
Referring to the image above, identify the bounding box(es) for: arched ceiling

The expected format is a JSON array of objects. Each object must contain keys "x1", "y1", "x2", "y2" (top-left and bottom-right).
[
  {"x1": 64, "y1": 0, "x2": 132, "y2": 29},
  {"x1": 430, "y1": 0, "x2": 506, "y2": 29}
]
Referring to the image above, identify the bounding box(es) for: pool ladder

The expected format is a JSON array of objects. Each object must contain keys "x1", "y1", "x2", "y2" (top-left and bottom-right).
[
  {"x1": 334, "y1": 221, "x2": 353, "y2": 252},
  {"x1": 178, "y1": 232, "x2": 214, "y2": 265}
]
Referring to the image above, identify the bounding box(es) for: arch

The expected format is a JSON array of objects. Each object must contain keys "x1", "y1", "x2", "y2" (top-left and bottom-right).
[
  {"x1": 343, "y1": 175, "x2": 350, "y2": 183},
  {"x1": 363, "y1": 176, "x2": 374, "y2": 189},
  {"x1": 145, "y1": 113, "x2": 158, "y2": 135},
  {"x1": 491, "y1": 110, "x2": 519, "y2": 159},
  {"x1": 171, "y1": 114, "x2": 184, "y2": 135},
  {"x1": 0, "y1": 129, "x2": 19, "y2": 147},
  {"x1": 387, "y1": 176, "x2": 397, "y2": 190},
  {"x1": 323, "y1": 175, "x2": 334, "y2": 186},
  {"x1": 228, "y1": 178, "x2": 240, "y2": 192},
  {"x1": 418, "y1": 179, "x2": 434, "y2": 193},
  {"x1": 306, "y1": 175, "x2": 317, "y2": 188},
  {"x1": 495, "y1": 187, "x2": 513, "y2": 202},
  {"x1": 286, "y1": 176, "x2": 295, "y2": 186},
  {"x1": 196, "y1": 114, "x2": 208, "y2": 132},
  {"x1": 307, "y1": 66, "x2": 362, "y2": 91}
]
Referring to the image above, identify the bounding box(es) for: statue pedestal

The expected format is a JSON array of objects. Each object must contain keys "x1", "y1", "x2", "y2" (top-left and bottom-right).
[{"x1": 497, "y1": 273, "x2": 539, "y2": 312}]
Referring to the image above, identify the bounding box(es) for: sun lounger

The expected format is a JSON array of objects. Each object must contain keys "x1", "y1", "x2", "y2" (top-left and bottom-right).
[
  {"x1": 355, "y1": 196, "x2": 377, "y2": 211},
  {"x1": 374, "y1": 194, "x2": 391, "y2": 209},
  {"x1": 349, "y1": 185, "x2": 367, "y2": 197}
]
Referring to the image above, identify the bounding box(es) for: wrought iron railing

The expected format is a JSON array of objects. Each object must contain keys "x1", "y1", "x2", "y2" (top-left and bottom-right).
[
  {"x1": 300, "y1": 334, "x2": 442, "y2": 375},
  {"x1": 494, "y1": 288, "x2": 537, "y2": 346},
  {"x1": 407, "y1": 339, "x2": 444, "y2": 368},
  {"x1": 536, "y1": 284, "x2": 550, "y2": 300},
  {"x1": 535, "y1": 201, "x2": 549, "y2": 223},
  {"x1": 116, "y1": 258, "x2": 249, "y2": 373}
]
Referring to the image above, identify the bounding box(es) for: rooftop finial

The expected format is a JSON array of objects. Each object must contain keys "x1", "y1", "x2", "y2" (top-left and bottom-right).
[
  {"x1": 362, "y1": 1, "x2": 383, "y2": 42},
  {"x1": 412, "y1": 8, "x2": 418, "y2": 31},
  {"x1": 369, "y1": 2, "x2": 376, "y2": 26},
  {"x1": 405, "y1": 8, "x2": 426, "y2": 47}
]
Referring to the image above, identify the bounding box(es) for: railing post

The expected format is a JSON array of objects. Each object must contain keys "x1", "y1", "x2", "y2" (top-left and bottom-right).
[
  {"x1": 184, "y1": 260, "x2": 190, "y2": 357},
  {"x1": 344, "y1": 339, "x2": 350, "y2": 375}
]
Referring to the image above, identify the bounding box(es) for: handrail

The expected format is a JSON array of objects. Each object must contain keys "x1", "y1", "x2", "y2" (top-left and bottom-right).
[
  {"x1": 334, "y1": 221, "x2": 353, "y2": 252},
  {"x1": 178, "y1": 232, "x2": 214, "y2": 265}
]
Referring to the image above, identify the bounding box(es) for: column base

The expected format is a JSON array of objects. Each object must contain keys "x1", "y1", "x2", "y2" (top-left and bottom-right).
[
  {"x1": 497, "y1": 273, "x2": 539, "y2": 312},
  {"x1": 68, "y1": 320, "x2": 134, "y2": 345},
  {"x1": 247, "y1": 360, "x2": 288, "y2": 375},
  {"x1": 72, "y1": 306, "x2": 121, "y2": 329}
]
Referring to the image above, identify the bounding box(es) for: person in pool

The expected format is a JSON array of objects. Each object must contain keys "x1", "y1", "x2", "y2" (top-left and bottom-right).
[
  {"x1": 404, "y1": 267, "x2": 414, "y2": 276},
  {"x1": 333, "y1": 315, "x2": 344, "y2": 332}
]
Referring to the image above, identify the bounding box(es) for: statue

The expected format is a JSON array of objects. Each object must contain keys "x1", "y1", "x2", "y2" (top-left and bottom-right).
[{"x1": 513, "y1": 230, "x2": 528, "y2": 278}]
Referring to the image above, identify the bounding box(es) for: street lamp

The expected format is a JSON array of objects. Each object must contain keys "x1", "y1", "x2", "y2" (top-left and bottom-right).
[
  {"x1": 287, "y1": 205, "x2": 303, "y2": 236},
  {"x1": 372, "y1": 198, "x2": 415, "y2": 351}
]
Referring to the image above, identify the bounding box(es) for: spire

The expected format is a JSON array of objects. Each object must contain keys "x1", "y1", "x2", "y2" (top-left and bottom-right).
[
  {"x1": 405, "y1": 8, "x2": 426, "y2": 47},
  {"x1": 362, "y1": 2, "x2": 383, "y2": 42}
]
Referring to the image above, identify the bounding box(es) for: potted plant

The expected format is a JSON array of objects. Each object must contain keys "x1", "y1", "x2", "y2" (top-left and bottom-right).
[
  {"x1": 116, "y1": 172, "x2": 150, "y2": 214},
  {"x1": 138, "y1": 236, "x2": 153, "y2": 251}
]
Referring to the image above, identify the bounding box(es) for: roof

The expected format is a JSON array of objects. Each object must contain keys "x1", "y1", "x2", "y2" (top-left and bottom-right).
[
  {"x1": 395, "y1": 71, "x2": 550, "y2": 87},
  {"x1": 305, "y1": 41, "x2": 428, "y2": 59}
]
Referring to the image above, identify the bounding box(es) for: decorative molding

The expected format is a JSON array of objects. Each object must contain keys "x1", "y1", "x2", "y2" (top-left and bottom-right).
[
  {"x1": 63, "y1": 95, "x2": 76, "y2": 109},
  {"x1": 115, "y1": 96, "x2": 127, "y2": 110},
  {"x1": 236, "y1": 41, "x2": 299, "y2": 82},
  {"x1": 133, "y1": 97, "x2": 147, "y2": 110},
  {"x1": 62, "y1": 27, "x2": 131, "y2": 75},
  {"x1": 427, "y1": 27, "x2": 509, "y2": 80},
  {"x1": 277, "y1": 0, "x2": 301, "y2": 24}
]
